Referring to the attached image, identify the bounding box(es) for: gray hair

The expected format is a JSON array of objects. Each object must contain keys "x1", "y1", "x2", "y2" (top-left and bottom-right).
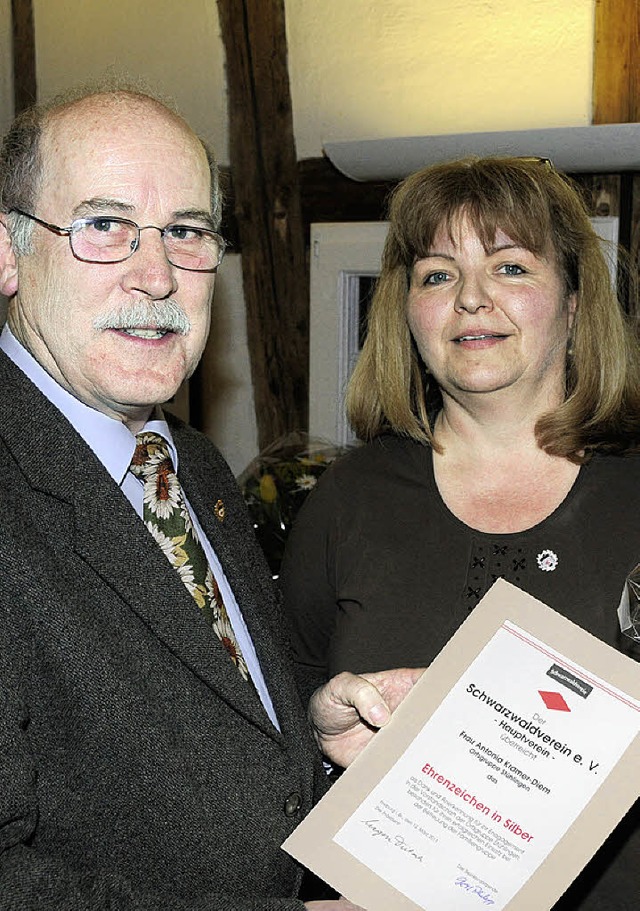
[{"x1": 0, "y1": 79, "x2": 222, "y2": 256}]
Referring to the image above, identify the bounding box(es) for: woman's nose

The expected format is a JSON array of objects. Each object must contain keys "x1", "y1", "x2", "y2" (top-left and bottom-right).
[{"x1": 454, "y1": 275, "x2": 494, "y2": 313}]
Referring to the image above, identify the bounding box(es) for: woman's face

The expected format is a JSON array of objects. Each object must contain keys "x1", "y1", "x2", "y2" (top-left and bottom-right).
[{"x1": 406, "y1": 214, "x2": 576, "y2": 410}]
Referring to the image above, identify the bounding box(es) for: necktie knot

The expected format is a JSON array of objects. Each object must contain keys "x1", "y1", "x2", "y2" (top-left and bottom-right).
[
  {"x1": 132, "y1": 431, "x2": 172, "y2": 471},
  {"x1": 131, "y1": 433, "x2": 181, "y2": 522}
]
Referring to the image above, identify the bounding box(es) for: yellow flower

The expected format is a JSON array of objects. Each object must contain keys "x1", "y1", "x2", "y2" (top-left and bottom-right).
[
  {"x1": 259, "y1": 473, "x2": 278, "y2": 503},
  {"x1": 191, "y1": 582, "x2": 208, "y2": 610},
  {"x1": 299, "y1": 454, "x2": 327, "y2": 465}
]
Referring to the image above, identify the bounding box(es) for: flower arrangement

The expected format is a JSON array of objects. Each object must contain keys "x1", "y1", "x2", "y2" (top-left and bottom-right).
[{"x1": 238, "y1": 431, "x2": 347, "y2": 576}]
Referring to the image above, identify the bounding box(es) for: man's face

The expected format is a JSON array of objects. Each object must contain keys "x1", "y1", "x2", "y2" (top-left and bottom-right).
[{"x1": 6, "y1": 96, "x2": 216, "y2": 428}]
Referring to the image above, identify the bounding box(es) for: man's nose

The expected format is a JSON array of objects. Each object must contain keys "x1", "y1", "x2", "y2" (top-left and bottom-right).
[{"x1": 122, "y1": 226, "x2": 177, "y2": 299}]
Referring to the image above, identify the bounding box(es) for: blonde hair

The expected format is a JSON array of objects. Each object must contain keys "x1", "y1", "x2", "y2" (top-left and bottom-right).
[{"x1": 347, "y1": 156, "x2": 640, "y2": 460}]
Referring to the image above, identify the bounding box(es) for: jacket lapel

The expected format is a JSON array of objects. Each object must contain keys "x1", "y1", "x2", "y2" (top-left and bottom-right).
[
  {"x1": 0, "y1": 354, "x2": 281, "y2": 740},
  {"x1": 174, "y1": 430, "x2": 306, "y2": 741}
]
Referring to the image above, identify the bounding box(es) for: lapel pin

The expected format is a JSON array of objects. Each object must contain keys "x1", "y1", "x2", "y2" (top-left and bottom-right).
[{"x1": 214, "y1": 499, "x2": 226, "y2": 522}]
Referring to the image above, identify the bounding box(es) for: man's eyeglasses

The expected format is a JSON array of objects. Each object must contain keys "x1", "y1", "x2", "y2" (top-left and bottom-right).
[{"x1": 11, "y1": 209, "x2": 226, "y2": 272}]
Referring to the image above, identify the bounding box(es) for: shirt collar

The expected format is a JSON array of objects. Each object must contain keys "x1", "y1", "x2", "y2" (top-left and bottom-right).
[{"x1": 0, "y1": 324, "x2": 178, "y2": 482}]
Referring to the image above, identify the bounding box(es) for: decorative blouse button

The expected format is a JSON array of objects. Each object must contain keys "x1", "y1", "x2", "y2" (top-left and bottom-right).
[{"x1": 537, "y1": 549, "x2": 559, "y2": 572}]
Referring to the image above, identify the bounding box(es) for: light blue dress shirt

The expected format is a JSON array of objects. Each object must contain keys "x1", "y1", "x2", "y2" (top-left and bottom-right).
[{"x1": 0, "y1": 325, "x2": 279, "y2": 728}]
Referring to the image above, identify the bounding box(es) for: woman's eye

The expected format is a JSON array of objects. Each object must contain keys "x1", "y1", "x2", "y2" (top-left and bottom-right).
[
  {"x1": 499, "y1": 263, "x2": 526, "y2": 276},
  {"x1": 422, "y1": 271, "x2": 450, "y2": 285}
]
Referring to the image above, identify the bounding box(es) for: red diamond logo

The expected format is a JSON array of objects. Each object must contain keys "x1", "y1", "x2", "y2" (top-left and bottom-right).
[{"x1": 538, "y1": 691, "x2": 571, "y2": 712}]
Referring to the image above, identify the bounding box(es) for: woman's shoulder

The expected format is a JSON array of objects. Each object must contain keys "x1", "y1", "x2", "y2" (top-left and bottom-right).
[
  {"x1": 330, "y1": 433, "x2": 430, "y2": 476},
  {"x1": 582, "y1": 449, "x2": 640, "y2": 501},
  {"x1": 588, "y1": 449, "x2": 640, "y2": 476},
  {"x1": 306, "y1": 433, "x2": 432, "y2": 509}
]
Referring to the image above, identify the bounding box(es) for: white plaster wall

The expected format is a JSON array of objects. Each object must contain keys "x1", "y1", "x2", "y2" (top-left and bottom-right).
[
  {"x1": 286, "y1": 0, "x2": 595, "y2": 159},
  {"x1": 32, "y1": 0, "x2": 229, "y2": 161},
  {"x1": 200, "y1": 254, "x2": 259, "y2": 476}
]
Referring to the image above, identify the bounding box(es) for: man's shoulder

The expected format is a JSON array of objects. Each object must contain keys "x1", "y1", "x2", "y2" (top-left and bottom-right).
[
  {"x1": 0, "y1": 346, "x2": 40, "y2": 402},
  {"x1": 0, "y1": 350, "x2": 83, "y2": 475}
]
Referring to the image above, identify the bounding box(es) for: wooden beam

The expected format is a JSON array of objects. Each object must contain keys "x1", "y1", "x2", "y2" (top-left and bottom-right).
[
  {"x1": 216, "y1": 0, "x2": 308, "y2": 449},
  {"x1": 11, "y1": 0, "x2": 37, "y2": 114},
  {"x1": 593, "y1": 0, "x2": 640, "y2": 122},
  {"x1": 298, "y1": 157, "x2": 396, "y2": 234},
  {"x1": 218, "y1": 158, "x2": 396, "y2": 251}
]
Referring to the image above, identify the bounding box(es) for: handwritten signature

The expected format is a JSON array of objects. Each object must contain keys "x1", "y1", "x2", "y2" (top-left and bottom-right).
[
  {"x1": 454, "y1": 876, "x2": 496, "y2": 905},
  {"x1": 363, "y1": 820, "x2": 424, "y2": 863}
]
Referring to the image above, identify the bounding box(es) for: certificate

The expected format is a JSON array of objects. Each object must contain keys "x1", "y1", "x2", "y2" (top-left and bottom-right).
[{"x1": 283, "y1": 580, "x2": 640, "y2": 910}]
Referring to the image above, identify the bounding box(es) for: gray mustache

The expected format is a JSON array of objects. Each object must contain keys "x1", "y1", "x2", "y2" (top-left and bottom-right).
[{"x1": 93, "y1": 300, "x2": 191, "y2": 335}]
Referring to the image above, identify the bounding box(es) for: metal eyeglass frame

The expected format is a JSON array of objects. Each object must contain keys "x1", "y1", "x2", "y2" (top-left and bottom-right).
[{"x1": 10, "y1": 208, "x2": 226, "y2": 272}]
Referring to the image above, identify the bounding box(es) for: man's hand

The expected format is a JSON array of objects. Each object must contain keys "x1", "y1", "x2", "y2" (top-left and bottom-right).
[{"x1": 309, "y1": 668, "x2": 425, "y2": 768}]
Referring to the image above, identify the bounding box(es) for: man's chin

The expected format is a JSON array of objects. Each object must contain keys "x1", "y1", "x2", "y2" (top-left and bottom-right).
[{"x1": 107, "y1": 385, "x2": 183, "y2": 422}]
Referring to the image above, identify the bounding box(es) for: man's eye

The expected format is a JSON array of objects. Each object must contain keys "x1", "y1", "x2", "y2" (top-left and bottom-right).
[
  {"x1": 500, "y1": 263, "x2": 526, "y2": 276},
  {"x1": 166, "y1": 225, "x2": 202, "y2": 242},
  {"x1": 91, "y1": 218, "x2": 119, "y2": 233}
]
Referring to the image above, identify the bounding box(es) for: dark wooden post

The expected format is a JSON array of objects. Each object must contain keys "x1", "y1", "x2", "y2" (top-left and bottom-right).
[
  {"x1": 217, "y1": 0, "x2": 308, "y2": 450},
  {"x1": 593, "y1": 0, "x2": 640, "y2": 315},
  {"x1": 11, "y1": 0, "x2": 37, "y2": 113},
  {"x1": 593, "y1": 0, "x2": 640, "y2": 123}
]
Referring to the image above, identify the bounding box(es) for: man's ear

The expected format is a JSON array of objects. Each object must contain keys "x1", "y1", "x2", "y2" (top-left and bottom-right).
[{"x1": 0, "y1": 216, "x2": 18, "y2": 297}]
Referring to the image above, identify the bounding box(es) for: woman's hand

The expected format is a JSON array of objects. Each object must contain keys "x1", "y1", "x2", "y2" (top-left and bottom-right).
[{"x1": 309, "y1": 668, "x2": 425, "y2": 767}]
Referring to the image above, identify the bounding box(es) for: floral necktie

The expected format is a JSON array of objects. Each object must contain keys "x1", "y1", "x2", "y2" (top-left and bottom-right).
[{"x1": 130, "y1": 432, "x2": 249, "y2": 680}]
